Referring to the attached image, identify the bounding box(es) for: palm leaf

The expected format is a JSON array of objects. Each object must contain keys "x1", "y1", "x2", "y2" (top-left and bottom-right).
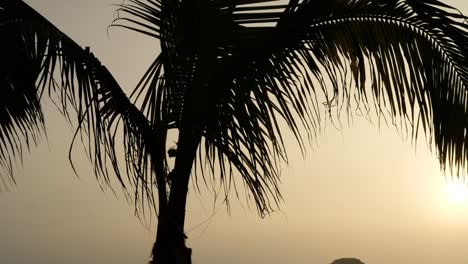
[
  {"x1": 0, "y1": 0, "x2": 169, "y2": 214},
  {"x1": 270, "y1": 0, "x2": 468, "y2": 174},
  {"x1": 112, "y1": 0, "x2": 468, "y2": 215}
]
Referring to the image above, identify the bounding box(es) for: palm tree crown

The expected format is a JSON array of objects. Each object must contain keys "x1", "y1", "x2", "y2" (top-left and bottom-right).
[{"x1": 2, "y1": 0, "x2": 468, "y2": 218}]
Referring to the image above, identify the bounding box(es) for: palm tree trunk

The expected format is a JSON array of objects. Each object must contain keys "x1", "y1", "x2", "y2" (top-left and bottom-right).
[{"x1": 151, "y1": 125, "x2": 201, "y2": 264}]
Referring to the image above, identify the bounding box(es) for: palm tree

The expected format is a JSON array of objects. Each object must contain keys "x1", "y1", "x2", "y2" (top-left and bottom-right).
[{"x1": 2, "y1": 0, "x2": 468, "y2": 263}]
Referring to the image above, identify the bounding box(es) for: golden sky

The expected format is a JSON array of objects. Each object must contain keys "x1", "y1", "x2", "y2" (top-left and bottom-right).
[{"x1": 2, "y1": 1, "x2": 468, "y2": 264}]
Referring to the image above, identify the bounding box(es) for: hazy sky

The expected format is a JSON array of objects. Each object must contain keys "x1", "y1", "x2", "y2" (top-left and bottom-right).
[{"x1": 2, "y1": 1, "x2": 468, "y2": 264}]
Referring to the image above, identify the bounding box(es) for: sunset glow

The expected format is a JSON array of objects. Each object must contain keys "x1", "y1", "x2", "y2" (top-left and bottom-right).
[{"x1": 445, "y1": 180, "x2": 468, "y2": 204}]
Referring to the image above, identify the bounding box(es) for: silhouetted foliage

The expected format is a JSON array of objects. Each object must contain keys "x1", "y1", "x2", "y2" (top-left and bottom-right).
[{"x1": 3, "y1": 0, "x2": 468, "y2": 263}]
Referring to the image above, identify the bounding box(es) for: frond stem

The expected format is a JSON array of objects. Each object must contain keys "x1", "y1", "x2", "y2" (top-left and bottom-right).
[{"x1": 308, "y1": 13, "x2": 468, "y2": 91}]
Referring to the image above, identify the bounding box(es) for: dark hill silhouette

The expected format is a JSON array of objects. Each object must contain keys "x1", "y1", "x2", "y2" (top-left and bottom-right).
[{"x1": 331, "y1": 258, "x2": 365, "y2": 264}]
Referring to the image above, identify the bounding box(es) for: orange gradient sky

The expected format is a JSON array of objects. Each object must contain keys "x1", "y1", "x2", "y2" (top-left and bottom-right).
[{"x1": 2, "y1": 1, "x2": 468, "y2": 264}]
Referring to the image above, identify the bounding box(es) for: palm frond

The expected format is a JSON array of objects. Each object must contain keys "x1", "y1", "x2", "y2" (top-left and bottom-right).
[
  {"x1": 112, "y1": 0, "x2": 162, "y2": 39},
  {"x1": 265, "y1": 0, "x2": 468, "y2": 175},
  {"x1": 0, "y1": 0, "x2": 167, "y2": 215},
  {"x1": 104, "y1": 0, "x2": 468, "y2": 215},
  {"x1": 115, "y1": 0, "x2": 301, "y2": 214}
]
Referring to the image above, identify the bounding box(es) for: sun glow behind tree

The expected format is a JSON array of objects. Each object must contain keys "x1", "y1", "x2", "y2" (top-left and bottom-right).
[{"x1": 445, "y1": 179, "x2": 468, "y2": 204}]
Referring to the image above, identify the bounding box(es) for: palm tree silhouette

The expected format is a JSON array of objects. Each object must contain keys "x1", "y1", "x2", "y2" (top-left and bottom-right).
[{"x1": 2, "y1": 0, "x2": 468, "y2": 263}]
